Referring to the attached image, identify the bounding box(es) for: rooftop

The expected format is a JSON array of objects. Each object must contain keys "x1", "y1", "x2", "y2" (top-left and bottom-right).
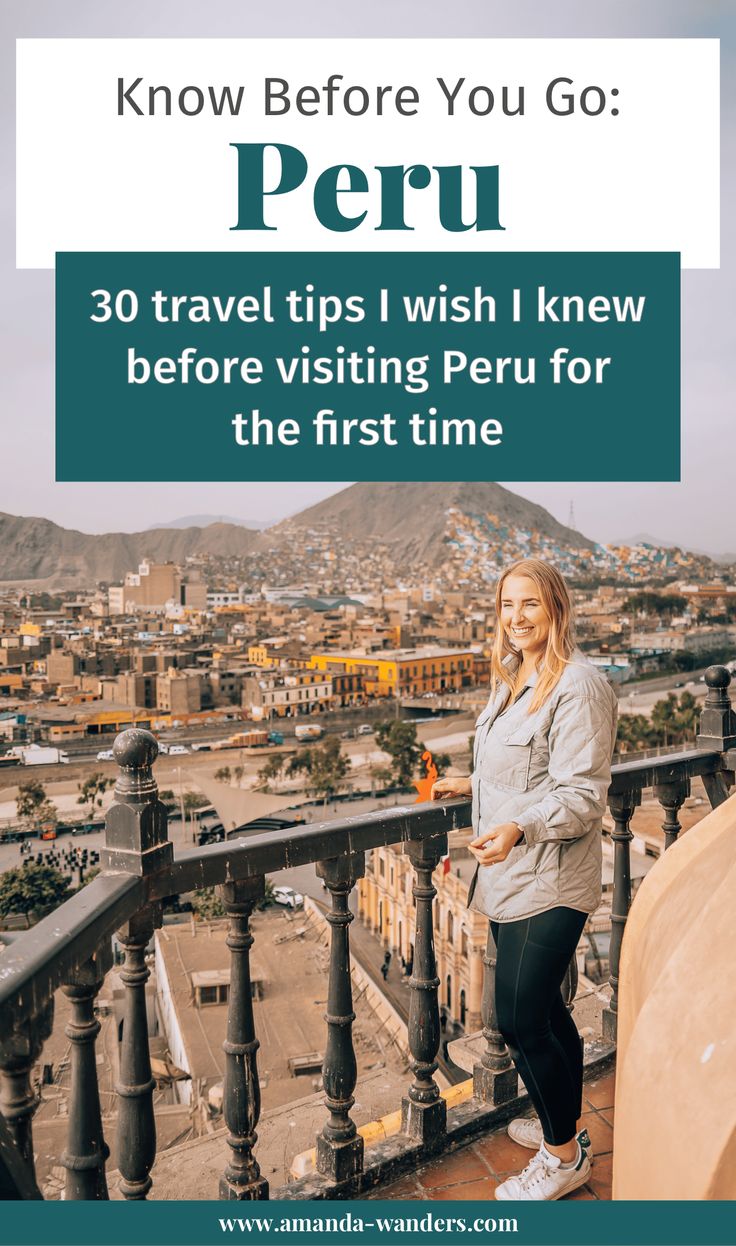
[{"x1": 312, "y1": 647, "x2": 477, "y2": 661}]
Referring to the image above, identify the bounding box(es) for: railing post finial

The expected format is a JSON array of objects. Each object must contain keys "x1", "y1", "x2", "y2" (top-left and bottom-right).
[
  {"x1": 101, "y1": 729, "x2": 173, "y2": 876},
  {"x1": 697, "y1": 667, "x2": 736, "y2": 808},
  {"x1": 697, "y1": 666, "x2": 736, "y2": 751}
]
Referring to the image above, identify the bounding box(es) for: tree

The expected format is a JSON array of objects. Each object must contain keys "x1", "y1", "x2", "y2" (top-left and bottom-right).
[
  {"x1": 182, "y1": 791, "x2": 207, "y2": 820},
  {"x1": 288, "y1": 735, "x2": 350, "y2": 804},
  {"x1": 35, "y1": 799, "x2": 59, "y2": 830},
  {"x1": 369, "y1": 761, "x2": 393, "y2": 791},
  {"x1": 374, "y1": 720, "x2": 422, "y2": 788},
  {"x1": 622, "y1": 591, "x2": 688, "y2": 617},
  {"x1": 650, "y1": 692, "x2": 699, "y2": 747},
  {"x1": 427, "y1": 752, "x2": 452, "y2": 778},
  {"x1": 77, "y1": 866, "x2": 101, "y2": 889},
  {"x1": 650, "y1": 694, "x2": 679, "y2": 745},
  {"x1": 671, "y1": 650, "x2": 697, "y2": 672},
  {"x1": 77, "y1": 772, "x2": 114, "y2": 819},
  {"x1": 16, "y1": 778, "x2": 46, "y2": 822},
  {"x1": 0, "y1": 862, "x2": 70, "y2": 919},
  {"x1": 214, "y1": 766, "x2": 232, "y2": 783},
  {"x1": 191, "y1": 888, "x2": 226, "y2": 921},
  {"x1": 257, "y1": 754, "x2": 284, "y2": 791},
  {"x1": 257, "y1": 878, "x2": 276, "y2": 910},
  {"x1": 616, "y1": 714, "x2": 661, "y2": 754}
]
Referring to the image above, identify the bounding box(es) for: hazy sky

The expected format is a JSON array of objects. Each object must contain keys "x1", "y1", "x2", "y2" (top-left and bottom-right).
[{"x1": 2, "y1": 2, "x2": 733, "y2": 551}]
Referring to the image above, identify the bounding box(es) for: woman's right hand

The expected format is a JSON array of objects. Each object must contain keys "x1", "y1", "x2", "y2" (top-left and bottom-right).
[{"x1": 431, "y1": 776, "x2": 472, "y2": 800}]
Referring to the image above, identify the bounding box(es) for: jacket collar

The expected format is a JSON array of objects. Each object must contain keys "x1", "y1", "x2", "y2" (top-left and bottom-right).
[{"x1": 501, "y1": 651, "x2": 540, "y2": 689}]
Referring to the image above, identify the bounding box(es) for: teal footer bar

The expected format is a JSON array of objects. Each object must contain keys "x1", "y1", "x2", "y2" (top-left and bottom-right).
[{"x1": 2, "y1": 1199, "x2": 734, "y2": 1246}]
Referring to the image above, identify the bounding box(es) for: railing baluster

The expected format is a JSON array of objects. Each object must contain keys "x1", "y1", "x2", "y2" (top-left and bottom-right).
[
  {"x1": 99, "y1": 730, "x2": 172, "y2": 1199},
  {"x1": 0, "y1": 1003, "x2": 53, "y2": 1184},
  {"x1": 473, "y1": 925, "x2": 518, "y2": 1104},
  {"x1": 603, "y1": 789, "x2": 640, "y2": 1042},
  {"x1": 217, "y1": 878, "x2": 268, "y2": 1201},
  {"x1": 401, "y1": 834, "x2": 447, "y2": 1144},
  {"x1": 115, "y1": 906, "x2": 159, "y2": 1200},
  {"x1": 61, "y1": 949, "x2": 112, "y2": 1199},
  {"x1": 654, "y1": 778, "x2": 690, "y2": 851},
  {"x1": 315, "y1": 852, "x2": 365, "y2": 1183}
]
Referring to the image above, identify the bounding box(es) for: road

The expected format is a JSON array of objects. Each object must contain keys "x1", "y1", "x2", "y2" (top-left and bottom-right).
[
  {"x1": 5, "y1": 664, "x2": 718, "y2": 784},
  {"x1": 55, "y1": 701, "x2": 429, "y2": 763},
  {"x1": 0, "y1": 664, "x2": 720, "y2": 810},
  {"x1": 613, "y1": 665, "x2": 713, "y2": 698},
  {"x1": 617, "y1": 675, "x2": 707, "y2": 714}
]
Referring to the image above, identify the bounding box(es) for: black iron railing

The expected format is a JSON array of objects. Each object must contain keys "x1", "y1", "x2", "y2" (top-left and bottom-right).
[{"x1": 0, "y1": 668, "x2": 733, "y2": 1201}]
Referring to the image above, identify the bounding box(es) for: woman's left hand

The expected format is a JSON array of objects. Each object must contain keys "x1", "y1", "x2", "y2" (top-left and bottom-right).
[{"x1": 469, "y1": 822, "x2": 523, "y2": 865}]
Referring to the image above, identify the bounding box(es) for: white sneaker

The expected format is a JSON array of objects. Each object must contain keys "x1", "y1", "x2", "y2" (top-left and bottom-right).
[
  {"x1": 507, "y1": 1118, "x2": 594, "y2": 1162},
  {"x1": 495, "y1": 1143, "x2": 591, "y2": 1201}
]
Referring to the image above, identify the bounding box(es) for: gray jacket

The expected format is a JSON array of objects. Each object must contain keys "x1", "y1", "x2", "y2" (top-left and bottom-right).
[{"x1": 469, "y1": 650, "x2": 618, "y2": 922}]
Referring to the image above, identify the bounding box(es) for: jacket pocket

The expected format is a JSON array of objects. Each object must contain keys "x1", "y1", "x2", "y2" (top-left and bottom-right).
[{"x1": 485, "y1": 721, "x2": 536, "y2": 793}]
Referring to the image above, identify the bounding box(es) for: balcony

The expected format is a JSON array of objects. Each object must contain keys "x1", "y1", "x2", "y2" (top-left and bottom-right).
[{"x1": 0, "y1": 668, "x2": 734, "y2": 1201}]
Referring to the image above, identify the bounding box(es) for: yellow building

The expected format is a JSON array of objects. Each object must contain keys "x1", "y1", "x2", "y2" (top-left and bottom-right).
[
  {"x1": 247, "y1": 641, "x2": 296, "y2": 668},
  {"x1": 308, "y1": 647, "x2": 476, "y2": 698},
  {"x1": 357, "y1": 833, "x2": 488, "y2": 1032}
]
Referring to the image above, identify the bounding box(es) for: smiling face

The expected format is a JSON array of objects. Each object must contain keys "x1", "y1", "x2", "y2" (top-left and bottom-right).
[{"x1": 499, "y1": 573, "x2": 551, "y2": 662}]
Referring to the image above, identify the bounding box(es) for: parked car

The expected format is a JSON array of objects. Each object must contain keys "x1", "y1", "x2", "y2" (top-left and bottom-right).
[
  {"x1": 168, "y1": 745, "x2": 189, "y2": 755},
  {"x1": 96, "y1": 749, "x2": 114, "y2": 761},
  {"x1": 357, "y1": 724, "x2": 374, "y2": 736},
  {"x1": 272, "y1": 885, "x2": 304, "y2": 910}
]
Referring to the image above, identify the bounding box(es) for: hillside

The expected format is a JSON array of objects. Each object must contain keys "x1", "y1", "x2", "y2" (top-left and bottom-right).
[
  {"x1": 0, "y1": 513, "x2": 260, "y2": 586},
  {"x1": 0, "y1": 484, "x2": 716, "y2": 590},
  {"x1": 270, "y1": 481, "x2": 595, "y2": 565}
]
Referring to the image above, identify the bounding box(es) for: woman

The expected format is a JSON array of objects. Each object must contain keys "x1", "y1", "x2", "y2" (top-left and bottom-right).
[{"x1": 432, "y1": 558, "x2": 617, "y2": 1202}]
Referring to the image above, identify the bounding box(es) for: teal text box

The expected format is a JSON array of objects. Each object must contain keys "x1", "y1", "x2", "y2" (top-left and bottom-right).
[
  {"x1": 56, "y1": 252, "x2": 680, "y2": 482},
  {"x1": 2, "y1": 1197, "x2": 735, "y2": 1246}
]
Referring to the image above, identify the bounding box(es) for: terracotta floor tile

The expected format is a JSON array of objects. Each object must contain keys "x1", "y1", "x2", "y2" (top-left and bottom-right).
[
  {"x1": 598, "y1": 1108, "x2": 614, "y2": 1127},
  {"x1": 585, "y1": 1152, "x2": 613, "y2": 1200},
  {"x1": 371, "y1": 1175, "x2": 422, "y2": 1199},
  {"x1": 579, "y1": 1109, "x2": 614, "y2": 1155},
  {"x1": 427, "y1": 1177, "x2": 499, "y2": 1201},
  {"x1": 417, "y1": 1149, "x2": 491, "y2": 1189},
  {"x1": 565, "y1": 1186, "x2": 598, "y2": 1200},
  {"x1": 584, "y1": 1073, "x2": 616, "y2": 1111},
  {"x1": 473, "y1": 1130, "x2": 533, "y2": 1177}
]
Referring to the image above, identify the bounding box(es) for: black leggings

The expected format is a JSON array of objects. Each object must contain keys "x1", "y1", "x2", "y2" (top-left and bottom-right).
[{"x1": 491, "y1": 907, "x2": 587, "y2": 1147}]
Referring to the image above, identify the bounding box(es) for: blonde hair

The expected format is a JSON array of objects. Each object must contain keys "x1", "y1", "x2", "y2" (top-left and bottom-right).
[{"x1": 490, "y1": 558, "x2": 576, "y2": 713}]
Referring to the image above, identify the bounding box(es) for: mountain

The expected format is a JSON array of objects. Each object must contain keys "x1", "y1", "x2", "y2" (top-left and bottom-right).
[
  {"x1": 271, "y1": 481, "x2": 596, "y2": 564},
  {"x1": 0, "y1": 513, "x2": 259, "y2": 587},
  {"x1": 150, "y1": 514, "x2": 270, "y2": 531},
  {"x1": 612, "y1": 532, "x2": 680, "y2": 549},
  {"x1": 0, "y1": 486, "x2": 718, "y2": 590}
]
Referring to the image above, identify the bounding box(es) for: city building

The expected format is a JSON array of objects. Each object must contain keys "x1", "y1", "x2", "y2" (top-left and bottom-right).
[
  {"x1": 108, "y1": 561, "x2": 182, "y2": 614},
  {"x1": 243, "y1": 668, "x2": 333, "y2": 719},
  {"x1": 308, "y1": 647, "x2": 477, "y2": 697}
]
